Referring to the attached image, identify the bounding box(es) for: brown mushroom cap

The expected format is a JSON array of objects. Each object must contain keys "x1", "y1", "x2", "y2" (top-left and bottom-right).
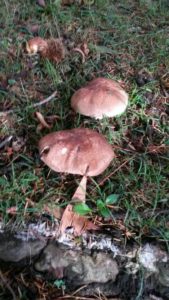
[
  {"x1": 71, "y1": 77, "x2": 128, "y2": 119},
  {"x1": 26, "y1": 37, "x2": 48, "y2": 54},
  {"x1": 39, "y1": 128, "x2": 114, "y2": 176}
]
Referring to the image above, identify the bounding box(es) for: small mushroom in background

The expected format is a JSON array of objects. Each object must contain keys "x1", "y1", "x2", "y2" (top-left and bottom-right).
[
  {"x1": 39, "y1": 128, "x2": 114, "y2": 235},
  {"x1": 26, "y1": 37, "x2": 65, "y2": 63},
  {"x1": 71, "y1": 77, "x2": 128, "y2": 119}
]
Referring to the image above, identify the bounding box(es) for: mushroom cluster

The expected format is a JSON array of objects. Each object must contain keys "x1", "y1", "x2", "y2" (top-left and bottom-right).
[{"x1": 39, "y1": 77, "x2": 128, "y2": 235}]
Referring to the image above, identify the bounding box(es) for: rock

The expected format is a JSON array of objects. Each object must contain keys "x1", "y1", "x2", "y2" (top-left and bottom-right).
[
  {"x1": 138, "y1": 243, "x2": 168, "y2": 274},
  {"x1": 35, "y1": 243, "x2": 119, "y2": 286},
  {"x1": 158, "y1": 262, "x2": 169, "y2": 287},
  {"x1": 0, "y1": 232, "x2": 46, "y2": 262}
]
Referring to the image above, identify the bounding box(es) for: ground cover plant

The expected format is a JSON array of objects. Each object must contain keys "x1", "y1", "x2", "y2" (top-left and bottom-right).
[{"x1": 0, "y1": 0, "x2": 169, "y2": 298}]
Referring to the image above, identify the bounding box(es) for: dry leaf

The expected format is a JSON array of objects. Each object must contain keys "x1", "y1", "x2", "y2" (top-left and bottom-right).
[
  {"x1": 43, "y1": 204, "x2": 63, "y2": 219},
  {"x1": 35, "y1": 111, "x2": 51, "y2": 129},
  {"x1": 59, "y1": 204, "x2": 98, "y2": 236}
]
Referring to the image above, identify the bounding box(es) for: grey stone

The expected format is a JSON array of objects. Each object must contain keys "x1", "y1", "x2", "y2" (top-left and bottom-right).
[
  {"x1": 0, "y1": 232, "x2": 46, "y2": 262},
  {"x1": 35, "y1": 243, "x2": 119, "y2": 285},
  {"x1": 158, "y1": 262, "x2": 169, "y2": 287},
  {"x1": 138, "y1": 243, "x2": 168, "y2": 274}
]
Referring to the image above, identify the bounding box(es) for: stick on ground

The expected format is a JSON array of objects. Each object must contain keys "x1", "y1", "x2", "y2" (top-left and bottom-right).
[{"x1": 0, "y1": 90, "x2": 58, "y2": 116}]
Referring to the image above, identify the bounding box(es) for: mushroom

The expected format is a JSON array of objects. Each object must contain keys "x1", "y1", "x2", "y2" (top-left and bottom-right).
[
  {"x1": 39, "y1": 128, "x2": 114, "y2": 235},
  {"x1": 39, "y1": 128, "x2": 114, "y2": 177},
  {"x1": 71, "y1": 77, "x2": 128, "y2": 119},
  {"x1": 26, "y1": 37, "x2": 65, "y2": 63}
]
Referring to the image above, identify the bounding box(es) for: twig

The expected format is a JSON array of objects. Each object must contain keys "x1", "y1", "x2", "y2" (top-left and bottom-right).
[
  {"x1": 0, "y1": 90, "x2": 58, "y2": 116},
  {"x1": 0, "y1": 270, "x2": 17, "y2": 300},
  {"x1": 31, "y1": 90, "x2": 58, "y2": 108},
  {"x1": 72, "y1": 285, "x2": 87, "y2": 296},
  {"x1": 98, "y1": 157, "x2": 134, "y2": 187},
  {"x1": 0, "y1": 135, "x2": 13, "y2": 149}
]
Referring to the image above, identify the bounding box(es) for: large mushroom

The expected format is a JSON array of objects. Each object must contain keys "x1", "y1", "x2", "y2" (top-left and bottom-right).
[
  {"x1": 39, "y1": 128, "x2": 114, "y2": 235},
  {"x1": 71, "y1": 77, "x2": 128, "y2": 119}
]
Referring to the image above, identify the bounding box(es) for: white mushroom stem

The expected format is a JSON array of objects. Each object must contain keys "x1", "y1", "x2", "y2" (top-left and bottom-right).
[{"x1": 71, "y1": 175, "x2": 87, "y2": 203}]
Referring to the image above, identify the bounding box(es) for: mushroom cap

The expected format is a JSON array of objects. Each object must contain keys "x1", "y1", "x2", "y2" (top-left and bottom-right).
[
  {"x1": 71, "y1": 77, "x2": 128, "y2": 119},
  {"x1": 39, "y1": 128, "x2": 114, "y2": 176},
  {"x1": 26, "y1": 37, "x2": 48, "y2": 54}
]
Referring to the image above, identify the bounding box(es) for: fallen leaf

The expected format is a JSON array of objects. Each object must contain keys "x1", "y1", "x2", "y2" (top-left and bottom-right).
[
  {"x1": 59, "y1": 204, "x2": 98, "y2": 236},
  {"x1": 35, "y1": 111, "x2": 51, "y2": 129},
  {"x1": 43, "y1": 204, "x2": 63, "y2": 219}
]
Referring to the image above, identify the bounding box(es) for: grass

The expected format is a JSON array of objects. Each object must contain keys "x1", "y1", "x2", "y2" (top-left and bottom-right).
[{"x1": 0, "y1": 0, "x2": 169, "y2": 248}]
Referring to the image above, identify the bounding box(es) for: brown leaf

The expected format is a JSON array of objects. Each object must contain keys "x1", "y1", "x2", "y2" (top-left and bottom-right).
[
  {"x1": 43, "y1": 204, "x2": 63, "y2": 219},
  {"x1": 36, "y1": 0, "x2": 46, "y2": 7},
  {"x1": 35, "y1": 111, "x2": 51, "y2": 129},
  {"x1": 59, "y1": 204, "x2": 98, "y2": 236}
]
